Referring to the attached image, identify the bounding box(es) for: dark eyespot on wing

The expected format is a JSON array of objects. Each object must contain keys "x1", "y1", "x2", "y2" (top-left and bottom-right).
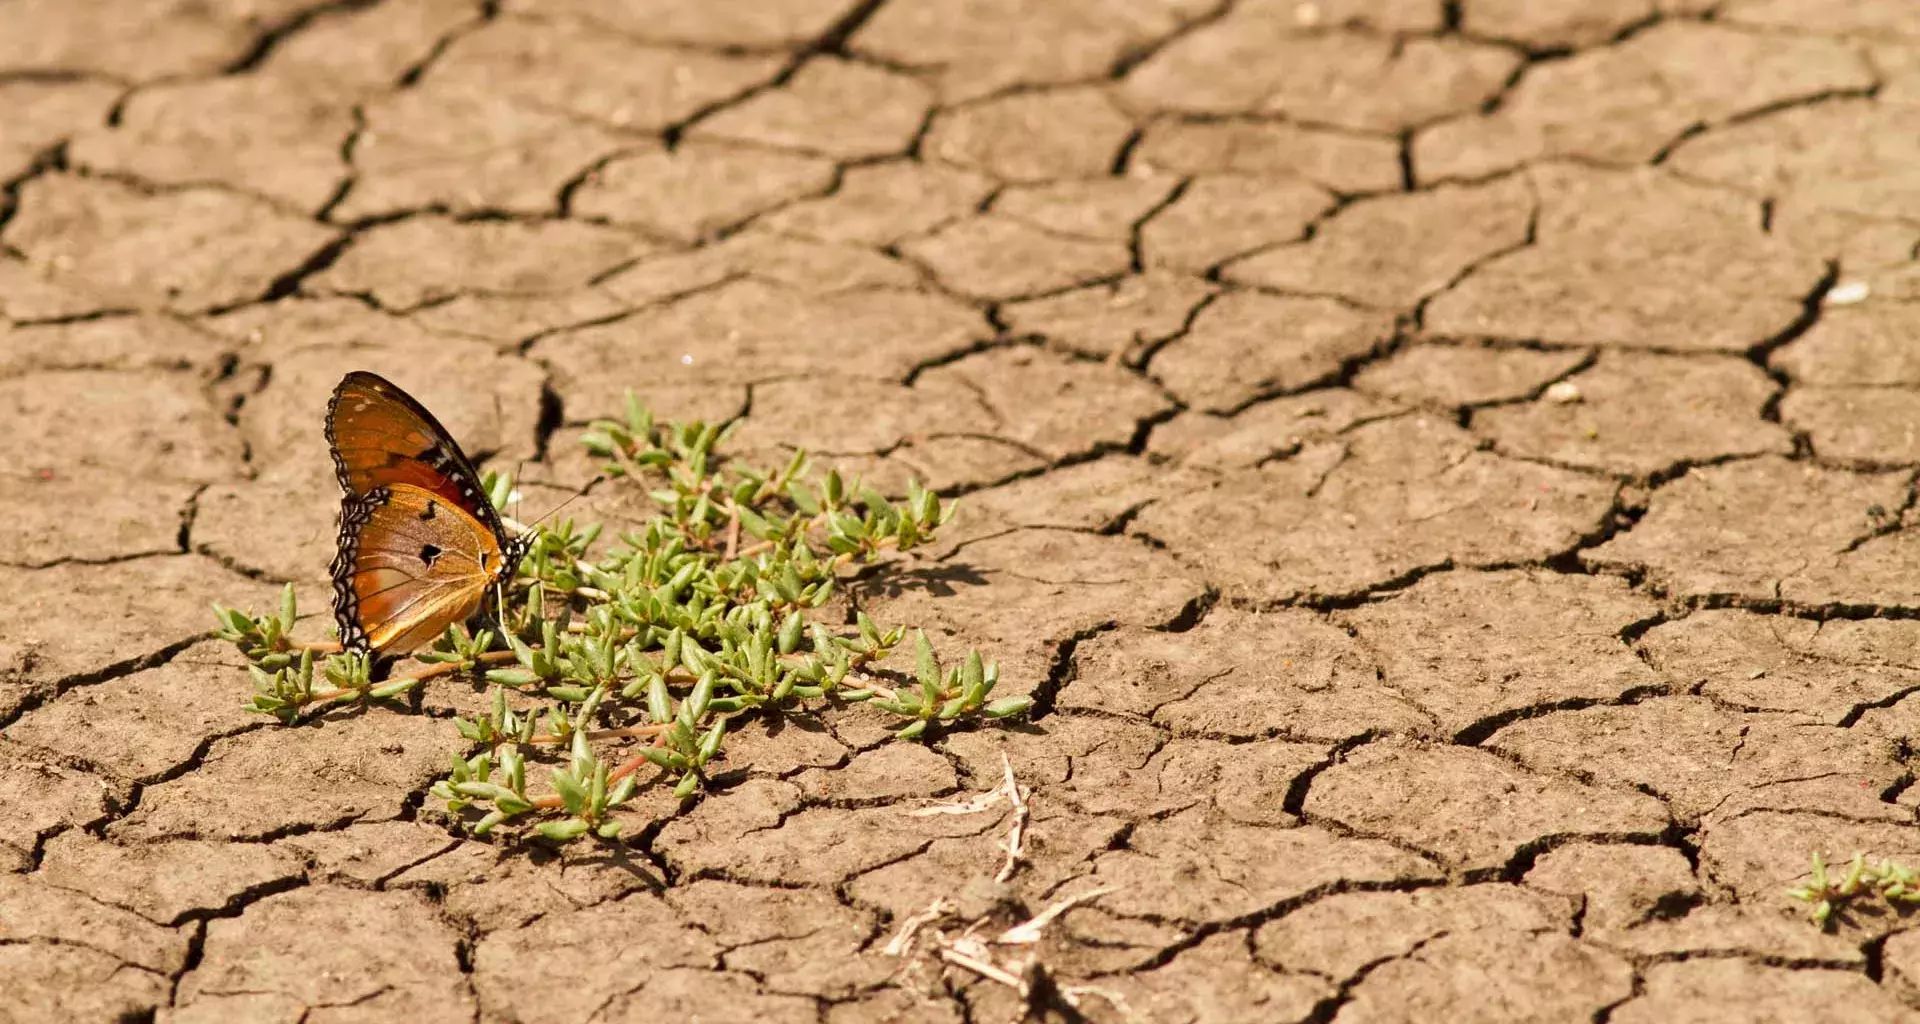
[
  {"x1": 420, "y1": 500, "x2": 437, "y2": 521},
  {"x1": 420, "y1": 543, "x2": 442, "y2": 567}
]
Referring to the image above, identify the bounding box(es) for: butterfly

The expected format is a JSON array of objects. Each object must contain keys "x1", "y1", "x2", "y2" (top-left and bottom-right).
[{"x1": 326, "y1": 371, "x2": 528, "y2": 657}]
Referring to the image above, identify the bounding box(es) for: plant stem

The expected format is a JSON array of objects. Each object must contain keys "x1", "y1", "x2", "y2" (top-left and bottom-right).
[
  {"x1": 543, "y1": 583, "x2": 612, "y2": 600},
  {"x1": 295, "y1": 649, "x2": 524, "y2": 719},
  {"x1": 413, "y1": 650, "x2": 519, "y2": 680},
  {"x1": 608, "y1": 735, "x2": 672, "y2": 785},
  {"x1": 721, "y1": 503, "x2": 741, "y2": 561}
]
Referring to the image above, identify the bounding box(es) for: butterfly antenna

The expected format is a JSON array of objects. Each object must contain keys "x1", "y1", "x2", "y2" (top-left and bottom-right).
[{"x1": 525, "y1": 478, "x2": 603, "y2": 531}]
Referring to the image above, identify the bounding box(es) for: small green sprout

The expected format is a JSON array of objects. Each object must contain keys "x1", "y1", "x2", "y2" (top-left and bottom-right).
[{"x1": 1788, "y1": 852, "x2": 1920, "y2": 929}]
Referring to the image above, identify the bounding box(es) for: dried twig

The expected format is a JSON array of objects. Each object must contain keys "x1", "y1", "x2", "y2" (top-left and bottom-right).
[
  {"x1": 999, "y1": 887, "x2": 1115, "y2": 945},
  {"x1": 886, "y1": 763, "x2": 1124, "y2": 1020},
  {"x1": 884, "y1": 897, "x2": 956, "y2": 957},
  {"x1": 1060, "y1": 983, "x2": 1143, "y2": 1022},
  {"x1": 938, "y1": 937, "x2": 1033, "y2": 992},
  {"x1": 997, "y1": 754, "x2": 1031, "y2": 883},
  {"x1": 908, "y1": 754, "x2": 1021, "y2": 817}
]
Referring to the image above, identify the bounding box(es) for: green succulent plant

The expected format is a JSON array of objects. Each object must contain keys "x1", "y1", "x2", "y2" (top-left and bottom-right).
[
  {"x1": 213, "y1": 392, "x2": 1027, "y2": 842},
  {"x1": 1788, "y1": 852, "x2": 1920, "y2": 929}
]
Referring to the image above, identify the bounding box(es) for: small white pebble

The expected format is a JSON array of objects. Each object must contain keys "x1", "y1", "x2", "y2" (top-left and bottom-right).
[
  {"x1": 1545, "y1": 380, "x2": 1583, "y2": 404},
  {"x1": 681, "y1": 353, "x2": 694, "y2": 365},
  {"x1": 1828, "y1": 280, "x2": 1871, "y2": 305}
]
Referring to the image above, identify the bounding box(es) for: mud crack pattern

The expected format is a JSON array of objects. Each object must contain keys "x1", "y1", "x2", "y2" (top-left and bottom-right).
[{"x1": 5, "y1": 0, "x2": 1920, "y2": 1021}]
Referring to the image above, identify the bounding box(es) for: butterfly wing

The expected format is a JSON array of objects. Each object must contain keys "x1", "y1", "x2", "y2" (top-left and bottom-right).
[
  {"x1": 326, "y1": 371, "x2": 507, "y2": 539},
  {"x1": 332, "y1": 483, "x2": 510, "y2": 655}
]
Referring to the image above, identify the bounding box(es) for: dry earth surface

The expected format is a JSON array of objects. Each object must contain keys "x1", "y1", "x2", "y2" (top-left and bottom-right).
[{"x1": 5, "y1": 0, "x2": 1920, "y2": 1021}]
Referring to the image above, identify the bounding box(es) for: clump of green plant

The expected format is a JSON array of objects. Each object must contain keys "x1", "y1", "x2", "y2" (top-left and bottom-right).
[
  {"x1": 212, "y1": 394, "x2": 1029, "y2": 842},
  {"x1": 1788, "y1": 852, "x2": 1920, "y2": 929}
]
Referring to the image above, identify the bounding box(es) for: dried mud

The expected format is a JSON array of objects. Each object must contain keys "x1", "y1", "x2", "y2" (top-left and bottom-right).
[{"x1": 4, "y1": 0, "x2": 1920, "y2": 1021}]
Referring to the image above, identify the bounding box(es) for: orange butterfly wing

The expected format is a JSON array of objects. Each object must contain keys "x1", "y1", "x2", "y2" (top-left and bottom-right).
[
  {"x1": 326, "y1": 371, "x2": 505, "y2": 535},
  {"x1": 325, "y1": 372, "x2": 521, "y2": 655},
  {"x1": 334, "y1": 483, "x2": 506, "y2": 654}
]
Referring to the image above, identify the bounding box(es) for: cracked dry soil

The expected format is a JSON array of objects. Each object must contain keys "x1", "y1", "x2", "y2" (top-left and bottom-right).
[{"x1": 5, "y1": 0, "x2": 1920, "y2": 1021}]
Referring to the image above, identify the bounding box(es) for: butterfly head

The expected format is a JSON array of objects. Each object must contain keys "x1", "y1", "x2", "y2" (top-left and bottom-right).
[{"x1": 500, "y1": 532, "x2": 533, "y2": 583}]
